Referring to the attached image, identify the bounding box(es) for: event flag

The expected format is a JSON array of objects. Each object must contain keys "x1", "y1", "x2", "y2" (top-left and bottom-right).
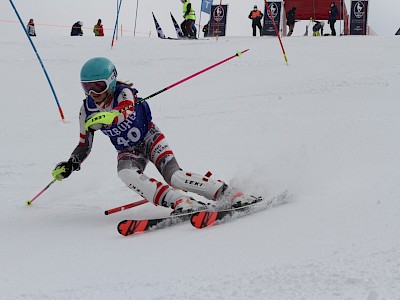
[{"x1": 201, "y1": 0, "x2": 213, "y2": 14}]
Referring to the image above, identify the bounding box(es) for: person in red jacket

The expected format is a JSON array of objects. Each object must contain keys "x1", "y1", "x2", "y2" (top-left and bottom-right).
[
  {"x1": 93, "y1": 19, "x2": 104, "y2": 36},
  {"x1": 248, "y1": 5, "x2": 264, "y2": 36}
]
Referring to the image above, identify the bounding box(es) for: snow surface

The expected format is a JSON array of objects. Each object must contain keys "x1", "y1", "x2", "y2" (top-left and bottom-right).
[{"x1": 1, "y1": 33, "x2": 400, "y2": 299}]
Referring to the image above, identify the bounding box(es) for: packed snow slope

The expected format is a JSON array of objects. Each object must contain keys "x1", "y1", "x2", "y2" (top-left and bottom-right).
[{"x1": 0, "y1": 33, "x2": 399, "y2": 299}]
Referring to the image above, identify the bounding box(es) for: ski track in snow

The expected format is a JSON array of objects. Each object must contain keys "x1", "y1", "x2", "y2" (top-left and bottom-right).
[{"x1": 11, "y1": 250, "x2": 400, "y2": 300}]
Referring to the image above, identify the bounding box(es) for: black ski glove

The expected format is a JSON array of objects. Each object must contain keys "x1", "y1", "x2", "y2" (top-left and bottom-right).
[{"x1": 52, "y1": 156, "x2": 81, "y2": 181}]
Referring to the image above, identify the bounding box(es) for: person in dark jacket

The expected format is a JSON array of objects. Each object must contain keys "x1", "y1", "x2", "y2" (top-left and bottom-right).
[
  {"x1": 26, "y1": 19, "x2": 36, "y2": 37},
  {"x1": 202, "y1": 22, "x2": 209, "y2": 37},
  {"x1": 286, "y1": 7, "x2": 296, "y2": 36},
  {"x1": 71, "y1": 21, "x2": 83, "y2": 36},
  {"x1": 328, "y1": 2, "x2": 339, "y2": 36},
  {"x1": 248, "y1": 5, "x2": 264, "y2": 36},
  {"x1": 313, "y1": 20, "x2": 325, "y2": 36}
]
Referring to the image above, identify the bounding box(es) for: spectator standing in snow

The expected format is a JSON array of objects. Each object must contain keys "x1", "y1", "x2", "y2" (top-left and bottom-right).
[
  {"x1": 71, "y1": 21, "x2": 83, "y2": 36},
  {"x1": 328, "y1": 2, "x2": 339, "y2": 36},
  {"x1": 286, "y1": 7, "x2": 296, "y2": 36},
  {"x1": 26, "y1": 19, "x2": 36, "y2": 37},
  {"x1": 202, "y1": 21, "x2": 209, "y2": 37},
  {"x1": 248, "y1": 5, "x2": 263, "y2": 36},
  {"x1": 192, "y1": 23, "x2": 197, "y2": 37},
  {"x1": 93, "y1": 19, "x2": 104, "y2": 36},
  {"x1": 180, "y1": 0, "x2": 196, "y2": 38},
  {"x1": 52, "y1": 57, "x2": 259, "y2": 215}
]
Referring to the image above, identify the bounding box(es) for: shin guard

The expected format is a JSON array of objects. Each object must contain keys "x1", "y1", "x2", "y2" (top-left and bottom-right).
[
  {"x1": 170, "y1": 170, "x2": 224, "y2": 200},
  {"x1": 118, "y1": 168, "x2": 184, "y2": 208}
]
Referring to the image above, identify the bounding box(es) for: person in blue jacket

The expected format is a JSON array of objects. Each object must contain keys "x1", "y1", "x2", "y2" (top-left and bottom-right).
[{"x1": 52, "y1": 57, "x2": 257, "y2": 214}]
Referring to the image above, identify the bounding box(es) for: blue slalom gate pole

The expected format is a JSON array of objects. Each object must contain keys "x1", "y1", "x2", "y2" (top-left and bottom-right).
[
  {"x1": 111, "y1": 0, "x2": 123, "y2": 49},
  {"x1": 134, "y1": 0, "x2": 139, "y2": 37},
  {"x1": 8, "y1": 0, "x2": 65, "y2": 121}
]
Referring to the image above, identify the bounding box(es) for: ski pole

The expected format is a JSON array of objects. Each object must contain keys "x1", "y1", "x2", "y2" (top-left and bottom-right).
[
  {"x1": 25, "y1": 179, "x2": 57, "y2": 206},
  {"x1": 104, "y1": 199, "x2": 148, "y2": 215}
]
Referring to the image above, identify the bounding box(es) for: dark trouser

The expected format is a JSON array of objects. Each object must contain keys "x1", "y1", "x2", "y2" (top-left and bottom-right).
[
  {"x1": 181, "y1": 20, "x2": 195, "y2": 37},
  {"x1": 252, "y1": 22, "x2": 262, "y2": 36},
  {"x1": 330, "y1": 20, "x2": 336, "y2": 36},
  {"x1": 288, "y1": 24, "x2": 295, "y2": 36}
]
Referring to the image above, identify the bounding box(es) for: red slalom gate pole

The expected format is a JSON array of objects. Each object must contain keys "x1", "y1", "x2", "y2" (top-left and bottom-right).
[
  {"x1": 104, "y1": 199, "x2": 148, "y2": 215},
  {"x1": 263, "y1": 0, "x2": 289, "y2": 65}
]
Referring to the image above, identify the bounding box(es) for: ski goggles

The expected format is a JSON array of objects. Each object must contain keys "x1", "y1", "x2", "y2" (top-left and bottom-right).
[{"x1": 81, "y1": 70, "x2": 116, "y2": 95}]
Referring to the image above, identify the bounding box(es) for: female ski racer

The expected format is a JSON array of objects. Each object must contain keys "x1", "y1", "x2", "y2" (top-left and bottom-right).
[{"x1": 52, "y1": 57, "x2": 257, "y2": 214}]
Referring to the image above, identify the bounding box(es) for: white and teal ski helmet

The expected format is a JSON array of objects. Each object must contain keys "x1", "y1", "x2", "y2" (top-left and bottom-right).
[{"x1": 80, "y1": 57, "x2": 117, "y2": 94}]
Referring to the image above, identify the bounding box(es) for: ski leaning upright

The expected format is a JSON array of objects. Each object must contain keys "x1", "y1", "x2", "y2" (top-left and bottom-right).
[{"x1": 190, "y1": 190, "x2": 288, "y2": 229}]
